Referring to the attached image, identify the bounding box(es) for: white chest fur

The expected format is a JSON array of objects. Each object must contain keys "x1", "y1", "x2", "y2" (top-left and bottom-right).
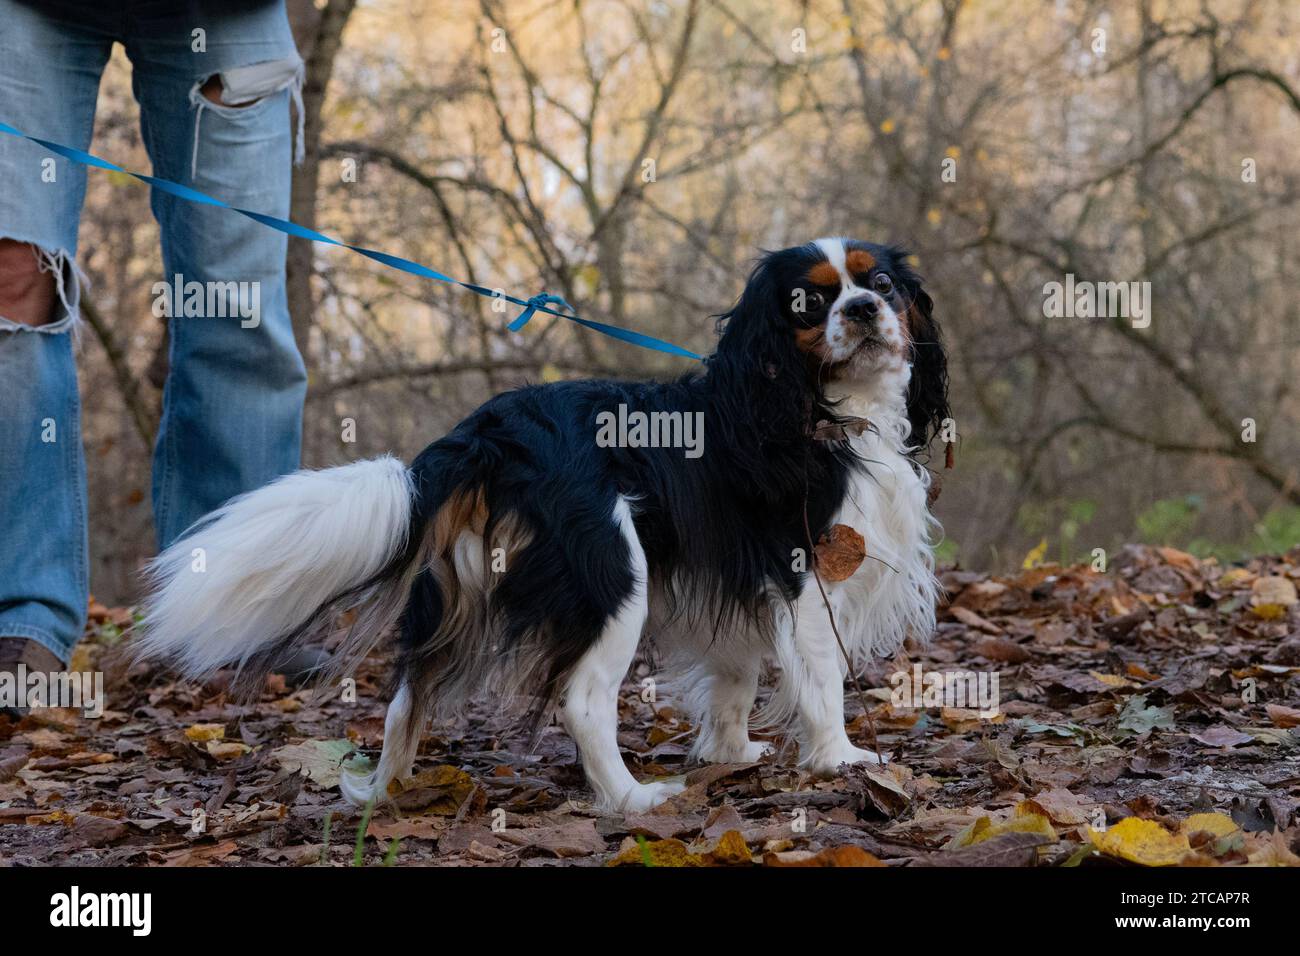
[{"x1": 821, "y1": 383, "x2": 940, "y2": 664}]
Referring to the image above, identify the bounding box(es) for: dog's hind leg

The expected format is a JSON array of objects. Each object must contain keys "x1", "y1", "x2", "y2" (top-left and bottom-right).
[
  {"x1": 561, "y1": 498, "x2": 684, "y2": 813},
  {"x1": 340, "y1": 681, "x2": 423, "y2": 804},
  {"x1": 689, "y1": 656, "x2": 772, "y2": 764}
]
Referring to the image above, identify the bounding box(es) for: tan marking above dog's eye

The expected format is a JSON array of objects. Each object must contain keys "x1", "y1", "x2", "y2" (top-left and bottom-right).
[
  {"x1": 845, "y1": 249, "x2": 876, "y2": 274},
  {"x1": 806, "y1": 261, "x2": 839, "y2": 286}
]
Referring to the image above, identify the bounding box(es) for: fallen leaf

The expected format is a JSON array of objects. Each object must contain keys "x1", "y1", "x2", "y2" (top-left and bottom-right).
[
  {"x1": 941, "y1": 707, "x2": 1005, "y2": 732},
  {"x1": 608, "y1": 836, "x2": 702, "y2": 867},
  {"x1": 206, "y1": 741, "x2": 250, "y2": 760},
  {"x1": 816, "y1": 524, "x2": 866, "y2": 583},
  {"x1": 498, "y1": 818, "x2": 606, "y2": 858},
  {"x1": 1190, "y1": 725, "x2": 1254, "y2": 749},
  {"x1": 764, "y1": 845, "x2": 884, "y2": 867},
  {"x1": 926, "y1": 831, "x2": 1053, "y2": 866},
  {"x1": 1251, "y1": 604, "x2": 1287, "y2": 621},
  {"x1": 948, "y1": 809, "x2": 1056, "y2": 849},
  {"x1": 1178, "y1": 813, "x2": 1238, "y2": 838},
  {"x1": 1251, "y1": 576, "x2": 1297, "y2": 607},
  {"x1": 391, "y1": 764, "x2": 475, "y2": 814},
  {"x1": 1266, "y1": 704, "x2": 1300, "y2": 729},
  {"x1": 366, "y1": 816, "x2": 448, "y2": 842},
  {"x1": 696, "y1": 829, "x2": 752, "y2": 865},
  {"x1": 1020, "y1": 789, "x2": 1090, "y2": 826},
  {"x1": 70, "y1": 813, "x2": 128, "y2": 847},
  {"x1": 1091, "y1": 817, "x2": 1193, "y2": 866},
  {"x1": 1117, "y1": 695, "x2": 1176, "y2": 735},
  {"x1": 271, "y1": 739, "x2": 357, "y2": 788},
  {"x1": 184, "y1": 723, "x2": 225, "y2": 743},
  {"x1": 1089, "y1": 671, "x2": 1140, "y2": 689},
  {"x1": 162, "y1": 840, "x2": 241, "y2": 867},
  {"x1": 952, "y1": 606, "x2": 1004, "y2": 635}
]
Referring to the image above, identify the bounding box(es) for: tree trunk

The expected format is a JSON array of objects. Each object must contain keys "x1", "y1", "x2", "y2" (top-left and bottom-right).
[{"x1": 285, "y1": 0, "x2": 357, "y2": 361}]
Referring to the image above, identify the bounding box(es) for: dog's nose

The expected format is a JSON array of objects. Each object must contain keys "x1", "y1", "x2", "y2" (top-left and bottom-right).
[{"x1": 842, "y1": 294, "x2": 880, "y2": 323}]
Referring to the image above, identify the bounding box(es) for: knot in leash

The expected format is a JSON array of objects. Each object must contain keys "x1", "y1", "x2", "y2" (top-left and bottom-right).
[{"x1": 508, "y1": 292, "x2": 575, "y2": 332}]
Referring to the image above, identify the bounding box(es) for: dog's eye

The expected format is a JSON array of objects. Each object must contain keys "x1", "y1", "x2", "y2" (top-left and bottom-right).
[
  {"x1": 873, "y1": 273, "x2": 894, "y2": 294},
  {"x1": 805, "y1": 291, "x2": 826, "y2": 311}
]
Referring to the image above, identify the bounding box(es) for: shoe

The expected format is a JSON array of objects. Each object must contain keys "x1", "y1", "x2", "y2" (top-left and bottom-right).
[{"x1": 0, "y1": 637, "x2": 67, "y2": 718}]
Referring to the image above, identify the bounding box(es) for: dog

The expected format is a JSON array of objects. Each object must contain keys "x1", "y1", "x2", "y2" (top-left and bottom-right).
[{"x1": 136, "y1": 237, "x2": 950, "y2": 813}]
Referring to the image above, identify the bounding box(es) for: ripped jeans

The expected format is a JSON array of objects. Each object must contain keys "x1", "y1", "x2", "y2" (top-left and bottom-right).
[{"x1": 0, "y1": 1, "x2": 308, "y2": 663}]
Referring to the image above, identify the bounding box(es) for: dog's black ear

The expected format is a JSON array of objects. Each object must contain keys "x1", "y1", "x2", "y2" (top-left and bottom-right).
[
  {"x1": 904, "y1": 284, "x2": 950, "y2": 453},
  {"x1": 711, "y1": 253, "x2": 813, "y2": 441}
]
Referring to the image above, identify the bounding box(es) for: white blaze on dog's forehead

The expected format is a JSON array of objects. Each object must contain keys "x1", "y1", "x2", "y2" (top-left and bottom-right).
[
  {"x1": 812, "y1": 237, "x2": 852, "y2": 286},
  {"x1": 811, "y1": 237, "x2": 868, "y2": 316}
]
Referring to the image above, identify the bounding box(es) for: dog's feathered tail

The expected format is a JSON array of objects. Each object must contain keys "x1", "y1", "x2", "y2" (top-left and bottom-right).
[{"x1": 135, "y1": 456, "x2": 419, "y2": 687}]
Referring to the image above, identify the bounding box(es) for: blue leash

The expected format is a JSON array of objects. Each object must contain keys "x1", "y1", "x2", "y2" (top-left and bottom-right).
[{"x1": 0, "y1": 120, "x2": 704, "y2": 362}]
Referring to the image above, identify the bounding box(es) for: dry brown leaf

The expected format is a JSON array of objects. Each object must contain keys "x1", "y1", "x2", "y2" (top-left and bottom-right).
[
  {"x1": 952, "y1": 606, "x2": 1003, "y2": 635},
  {"x1": 1266, "y1": 703, "x2": 1300, "y2": 729},
  {"x1": 815, "y1": 524, "x2": 866, "y2": 582},
  {"x1": 764, "y1": 845, "x2": 885, "y2": 867}
]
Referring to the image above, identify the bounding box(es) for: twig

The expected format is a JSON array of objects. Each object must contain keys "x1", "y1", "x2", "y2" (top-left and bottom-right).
[{"x1": 801, "y1": 475, "x2": 883, "y2": 759}]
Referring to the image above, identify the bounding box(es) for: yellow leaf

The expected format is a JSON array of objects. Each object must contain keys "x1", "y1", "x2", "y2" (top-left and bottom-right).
[
  {"x1": 610, "y1": 830, "x2": 756, "y2": 867},
  {"x1": 1216, "y1": 568, "x2": 1254, "y2": 589},
  {"x1": 207, "y1": 740, "x2": 251, "y2": 760},
  {"x1": 185, "y1": 723, "x2": 225, "y2": 743},
  {"x1": 699, "y1": 830, "x2": 753, "y2": 865},
  {"x1": 926, "y1": 208, "x2": 942, "y2": 226},
  {"x1": 949, "y1": 810, "x2": 1056, "y2": 849},
  {"x1": 1022, "y1": 538, "x2": 1047, "y2": 569},
  {"x1": 936, "y1": 46, "x2": 951, "y2": 60},
  {"x1": 1179, "y1": 813, "x2": 1238, "y2": 838},
  {"x1": 608, "y1": 837, "x2": 703, "y2": 867},
  {"x1": 1250, "y1": 603, "x2": 1286, "y2": 621},
  {"x1": 26, "y1": 810, "x2": 77, "y2": 826},
  {"x1": 945, "y1": 145, "x2": 961, "y2": 159},
  {"x1": 879, "y1": 118, "x2": 896, "y2": 134},
  {"x1": 1091, "y1": 817, "x2": 1192, "y2": 866}
]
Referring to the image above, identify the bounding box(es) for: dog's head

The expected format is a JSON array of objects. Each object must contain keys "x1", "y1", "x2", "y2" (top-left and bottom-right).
[{"x1": 712, "y1": 237, "x2": 950, "y2": 451}]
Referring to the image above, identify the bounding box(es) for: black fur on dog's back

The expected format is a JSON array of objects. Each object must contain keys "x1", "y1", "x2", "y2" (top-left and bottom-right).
[{"x1": 393, "y1": 363, "x2": 856, "y2": 725}]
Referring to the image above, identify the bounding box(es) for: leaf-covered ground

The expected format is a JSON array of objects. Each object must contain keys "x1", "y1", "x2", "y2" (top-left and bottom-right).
[{"x1": 2, "y1": 545, "x2": 1299, "y2": 867}]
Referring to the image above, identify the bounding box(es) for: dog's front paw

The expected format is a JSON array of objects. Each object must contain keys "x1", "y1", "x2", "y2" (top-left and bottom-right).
[
  {"x1": 738, "y1": 740, "x2": 775, "y2": 762},
  {"x1": 695, "y1": 739, "x2": 774, "y2": 764},
  {"x1": 804, "y1": 742, "x2": 886, "y2": 775},
  {"x1": 618, "y1": 779, "x2": 686, "y2": 813}
]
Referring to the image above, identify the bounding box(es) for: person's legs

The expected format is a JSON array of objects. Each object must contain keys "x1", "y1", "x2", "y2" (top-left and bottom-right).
[
  {"x1": 0, "y1": 1, "x2": 113, "y2": 665},
  {"x1": 125, "y1": 4, "x2": 307, "y2": 548}
]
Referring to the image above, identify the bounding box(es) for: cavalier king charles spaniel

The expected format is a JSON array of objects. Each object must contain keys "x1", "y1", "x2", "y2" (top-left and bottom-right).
[{"x1": 138, "y1": 237, "x2": 950, "y2": 812}]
